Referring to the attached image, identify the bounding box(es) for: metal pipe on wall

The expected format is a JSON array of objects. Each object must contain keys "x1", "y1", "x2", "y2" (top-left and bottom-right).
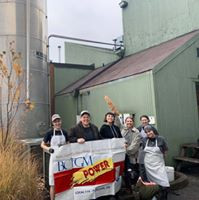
[
  {"x1": 0, "y1": 0, "x2": 49, "y2": 138},
  {"x1": 26, "y1": 0, "x2": 30, "y2": 100}
]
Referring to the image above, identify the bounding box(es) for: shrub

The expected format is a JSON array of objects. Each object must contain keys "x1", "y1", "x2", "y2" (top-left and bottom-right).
[{"x1": 0, "y1": 134, "x2": 43, "y2": 200}]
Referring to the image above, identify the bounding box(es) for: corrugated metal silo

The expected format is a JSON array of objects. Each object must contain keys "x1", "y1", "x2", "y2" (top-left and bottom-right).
[{"x1": 0, "y1": 0, "x2": 49, "y2": 139}]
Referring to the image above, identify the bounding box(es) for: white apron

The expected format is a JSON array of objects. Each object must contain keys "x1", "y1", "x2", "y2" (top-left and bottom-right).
[
  {"x1": 49, "y1": 129, "x2": 66, "y2": 186},
  {"x1": 144, "y1": 139, "x2": 170, "y2": 187}
]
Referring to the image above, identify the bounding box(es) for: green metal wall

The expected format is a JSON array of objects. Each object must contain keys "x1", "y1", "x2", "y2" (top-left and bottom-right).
[
  {"x1": 55, "y1": 71, "x2": 156, "y2": 131},
  {"x1": 78, "y1": 71, "x2": 156, "y2": 129},
  {"x1": 55, "y1": 95, "x2": 78, "y2": 131},
  {"x1": 54, "y1": 66, "x2": 92, "y2": 93},
  {"x1": 122, "y1": 0, "x2": 199, "y2": 56},
  {"x1": 153, "y1": 38, "x2": 199, "y2": 164},
  {"x1": 65, "y1": 42, "x2": 120, "y2": 68}
]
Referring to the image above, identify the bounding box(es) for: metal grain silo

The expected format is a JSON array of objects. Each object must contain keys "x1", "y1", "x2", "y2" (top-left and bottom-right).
[{"x1": 0, "y1": 0, "x2": 49, "y2": 139}]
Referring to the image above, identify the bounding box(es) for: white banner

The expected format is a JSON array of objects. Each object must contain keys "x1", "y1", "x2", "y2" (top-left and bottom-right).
[{"x1": 52, "y1": 138, "x2": 126, "y2": 200}]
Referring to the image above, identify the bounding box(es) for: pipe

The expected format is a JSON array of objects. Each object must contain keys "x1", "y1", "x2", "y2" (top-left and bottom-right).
[
  {"x1": 46, "y1": 34, "x2": 123, "y2": 122},
  {"x1": 26, "y1": 0, "x2": 30, "y2": 100},
  {"x1": 48, "y1": 34, "x2": 123, "y2": 49},
  {"x1": 58, "y1": 45, "x2": 61, "y2": 62},
  {"x1": 47, "y1": 34, "x2": 124, "y2": 66}
]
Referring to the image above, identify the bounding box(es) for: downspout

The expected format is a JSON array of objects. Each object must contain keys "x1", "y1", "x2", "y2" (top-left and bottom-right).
[{"x1": 26, "y1": 0, "x2": 30, "y2": 100}]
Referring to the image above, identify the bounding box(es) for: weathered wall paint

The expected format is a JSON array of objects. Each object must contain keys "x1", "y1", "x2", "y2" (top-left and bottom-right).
[
  {"x1": 65, "y1": 42, "x2": 120, "y2": 68},
  {"x1": 122, "y1": 0, "x2": 199, "y2": 56},
  {"x1": 153, "y1": 37, "x2": 199, "y2": 164}
]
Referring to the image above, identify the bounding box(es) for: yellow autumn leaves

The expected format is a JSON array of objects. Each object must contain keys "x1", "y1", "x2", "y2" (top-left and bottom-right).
[
  {"x1": 13, "y1": 63, "x2": 23, "y2": 76},
  {"x1": 0, "y1": 53, "x2": 8, "y2": 78},
  {"x1": 25, "y1": 99, "x2": 35, "y2": 111},
  {"x1": 0, "y1": 48, "x2": 23, "y2": 79},
  {"x1": 0, "y1": 41, "x2": 34, "y2": 110}
]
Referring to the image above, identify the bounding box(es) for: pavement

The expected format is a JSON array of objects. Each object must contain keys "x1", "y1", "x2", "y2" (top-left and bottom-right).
[{"x1": 168, "y1": 166, "x2": 199, "y2": 200}]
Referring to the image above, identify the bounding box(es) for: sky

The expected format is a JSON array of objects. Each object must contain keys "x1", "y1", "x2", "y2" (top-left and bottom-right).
[{"x1": 47, "y1": 0, "x2": 123, "y2": 62}]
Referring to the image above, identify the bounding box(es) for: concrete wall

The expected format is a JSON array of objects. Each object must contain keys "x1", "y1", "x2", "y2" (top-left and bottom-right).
[
  {"x1": 122, "y1": 0, "x2": 199, "y2": 56},
  {"x1": 153, "y1": 36, "x2": 199, "y2": 164},
  {"x1": 65, "y1": 42, "x2": 120, "y2": 68}
]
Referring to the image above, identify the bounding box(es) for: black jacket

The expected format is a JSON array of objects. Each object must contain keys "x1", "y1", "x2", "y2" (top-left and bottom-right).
[
  {"x1": 69, "y1": 122, "x2": 100, "y2": 142},
  {"x1": 100, "y1": 124, "x2": 122, "y2": 139}
]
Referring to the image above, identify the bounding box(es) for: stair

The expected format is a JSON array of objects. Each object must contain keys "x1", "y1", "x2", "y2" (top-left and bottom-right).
[{"x1": 174, "y1": 143, "x2": 199, "y2": 171}]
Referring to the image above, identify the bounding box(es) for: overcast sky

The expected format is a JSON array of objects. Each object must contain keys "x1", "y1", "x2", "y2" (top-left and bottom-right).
[{"x1": 47, "y1": 0, "x2": 123, "y2": 62}]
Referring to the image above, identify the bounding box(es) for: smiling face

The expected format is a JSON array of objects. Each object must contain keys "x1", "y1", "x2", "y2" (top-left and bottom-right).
[
  {"x1": 145, "y1": 130, "x2": 155, "y2": 139},
  {"x1": 106, "y1": 114, "x2": 115, "y2": 124},
  {"x1": 125, "y1": 117, "x2": 134, "y2": 129},
  {"x1": 141, "y1": 116, "x2": 149, "y2": 127},
  {"x1": 52, "y1": 118, "x2": 62, "y2": 130},
  {"x1": 80, "y1": 114, "x2": 90, "y2": 127}
]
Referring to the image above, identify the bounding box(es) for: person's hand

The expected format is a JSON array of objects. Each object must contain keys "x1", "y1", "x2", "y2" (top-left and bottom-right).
[
  {"x1": 49, "y1": 148, "x2": 54, "y2": 154},
  {"x1": 77, "y1": 138, "x2": 85, "y2": 144},
  {"x1": 124, "y1": 143, "x2": 128, "y2": 149}
]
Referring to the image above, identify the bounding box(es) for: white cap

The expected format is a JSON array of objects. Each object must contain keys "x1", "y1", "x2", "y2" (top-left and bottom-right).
[
  {"x1": 80, "y1": 110, "x2": 90, "y2": 117},
  {"x1": 51, "y1": 114, "x2": 61, "y2": 122}
]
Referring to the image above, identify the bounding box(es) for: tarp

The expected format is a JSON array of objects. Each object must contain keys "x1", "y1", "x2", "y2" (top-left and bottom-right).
[{"x1": 52, "y1": 138, "x2": 125, "y2": 200}]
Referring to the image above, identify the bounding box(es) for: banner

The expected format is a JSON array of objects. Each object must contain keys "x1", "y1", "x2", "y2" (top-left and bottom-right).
[{"x1": 52, "y1": 138, "x2": 126, "y2": 200}]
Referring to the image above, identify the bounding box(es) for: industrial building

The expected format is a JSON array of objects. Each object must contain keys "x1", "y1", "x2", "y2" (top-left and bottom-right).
[
  {"x1": 54, "y1": 0, "x2": 199, "y2": 164},
  {"x1": 1, "y1": 0, "x2": 199, "y2": 165}
]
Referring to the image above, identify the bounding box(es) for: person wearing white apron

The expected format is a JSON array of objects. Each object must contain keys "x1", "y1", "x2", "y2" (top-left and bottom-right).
[
  {"x1": 143, "y1": 125, "x2": 169, "y2": 200},
  {"x1": 41, "y1": 114, "x2": 69, "y2": 200},
  {"x1": 137, "y1": 115, "x2": 158, "y2": 182}
]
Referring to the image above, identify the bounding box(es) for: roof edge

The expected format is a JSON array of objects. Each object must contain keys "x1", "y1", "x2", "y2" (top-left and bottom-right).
[
  {"x1": 153, "y1": 31, "x2": 199, "y2": 74},
  {"x1": 80, "y1": 70, "x2": 152, "y2": 92},
  {"x1": 50, "y1": 62, "x2": 95, "y2": 70},
  {"x1": 55, "y1": 59, "x2": 122, "y2": 96}
]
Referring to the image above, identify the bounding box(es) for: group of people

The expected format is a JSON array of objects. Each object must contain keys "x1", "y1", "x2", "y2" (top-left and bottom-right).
[{"x1": 41, "y1": 111, "x2": 169, "y2": 200}]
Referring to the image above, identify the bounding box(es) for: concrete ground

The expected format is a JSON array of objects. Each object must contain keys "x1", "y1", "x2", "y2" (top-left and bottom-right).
[{"x1": 168, "y1": 166, "x2": 199, "y2": 200}]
